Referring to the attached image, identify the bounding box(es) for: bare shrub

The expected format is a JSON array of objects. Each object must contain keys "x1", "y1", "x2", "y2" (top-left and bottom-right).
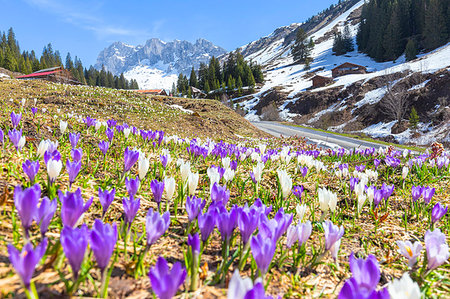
[
  {"x1": 261, "y1": 103, "x2": 281, "y2": 121},
  {"x1": 380, "y1": 73, "x2": 410, "y2": 122}
]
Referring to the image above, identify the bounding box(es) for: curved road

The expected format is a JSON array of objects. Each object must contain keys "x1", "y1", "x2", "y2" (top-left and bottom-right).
[{"x1": 251, "y1": 121, "x2": 385, "y2": 150}]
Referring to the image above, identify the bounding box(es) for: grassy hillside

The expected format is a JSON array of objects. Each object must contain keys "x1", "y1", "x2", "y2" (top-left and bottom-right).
[{"x1": 0, "y1": 78, "x2": 268, "y2": 141}]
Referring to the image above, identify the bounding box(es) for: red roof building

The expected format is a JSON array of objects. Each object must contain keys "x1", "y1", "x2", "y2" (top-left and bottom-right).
[
  {"x1": 16, "y1": 66, "x2": 81, "y2": 85},
  {"x1": 136, "y1": 89, "x2": 168, "y2": 96},
  {"x1": 331, "y1": 62, "x2": 367, "y2": 78}
]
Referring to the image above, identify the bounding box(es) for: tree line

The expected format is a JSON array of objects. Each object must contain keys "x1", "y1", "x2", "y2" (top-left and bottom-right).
[
  {"x1": 175, "y1": 51, "x2": 264, "y2": 96},
  {"x1": 357, "y1": 0, "x2": 449, "y2": 62},
  {"x1": 0, "y1": 27, "x2": 139, "y2": 89}
]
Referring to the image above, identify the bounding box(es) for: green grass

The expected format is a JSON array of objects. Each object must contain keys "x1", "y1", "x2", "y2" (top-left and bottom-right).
[{"x1": 279, "y1": 121, "x2": 426, "y2": 152}]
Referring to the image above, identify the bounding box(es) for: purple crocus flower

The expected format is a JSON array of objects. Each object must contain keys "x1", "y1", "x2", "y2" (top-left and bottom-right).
[
  {"x1": 160, "y1": 154, "x2": 169, "y2": 168},
  {"x1": 259, "y1": 208, "x2": 292, "y2": 242},
  {"x1": 292, "y1": 185, "x2": 304, "y2": 202},
  {"x1": 31, "y1": 107, "x2": 37, "y2": 116},
  {"x1": 381, "y1": 183, "x2": 394, "y2": 200},
  {"x1": 98, "y1": 141, "x2": 109, "y2": 156},
  {"x1": 71, "y1": 148, "x2": 83, "y2": 162},
  {"x1": 84, "y1": 116, "x2": 96, "y2": 128},
  {"x1": 151, "y1": 179, "x2": 165, "y2": 209},
  {"x1": 186, "y1": 195, "x2": 206, "y2": 222},
  {"x1": 89, "y1": 219, "x2": 118, "y2": 271},
  {"x1": 250, "y1": 172, "x2": 257, "y2": 184},
  {"x1": 396, "y1": 240, "x2": 422, "y2": 268},
  {"x1": 211, "y1": 182, "x2": 230, "y2": 206},
  {"x1": 324, "y1": 220, "x2": 344, "y2": 259},
  {"x1": 188, "y1": 233, "x2": 200, "y2": 256},
  {"x1": 250, "y1": 233, "x2": 277, "y2": 276},
  {"x1": 431, "y1": 202, "x2": 448, "y2": 224},
  {"x1": 425, "y1": 228, "x2": 450, "y2": 270},
  {"x1": 216, "y1": 206, "x2": 238, "y2": 242},
  {"x1": 8, "y1": 129, "x2": 24, "y2": 151},
  {"x1": 44, "y1": 149, "x2": 61, "y2": 165},
  {"x1": 300, "y1": 166, "x2": 308, "y2": 177},
  {"x1": 230, "y1": 160, "x2": 238, "y2": 171},
  {"x1": 66, "y1": 159, "x2": 81, "y2": 187},
  {"x1": 0, "y1": 128, "x2": 3, "y2": 144},
  {"x1": 338, "y1": 253, "x2": 389, "y2": 299},
  {"x1": 37, "y1": 196, "x2": 57, "y2": 236},
  {"x1": 22, "y1": 160, "x2": 40, "y2": 182},
  {"x1": 372, "y1": 188, "x2": 383, "y2": 208},
  {"x1": 148, "y1": 256, "x2": 187, "y2": 299},
  {"x1": 124, "y1": 147, "x2": 139, "y2": 172},
  {"x1": 243, "y1": 282, "x2": 277, "y2": 299},
  {"x1": 98, "y1": 188, "x2": 115, "y2": 218},
  {"x1": 7, "y1": 238, "x2": 48, "y2": 289},
  {"x1": 252, "y1": 198, "x2": 272, "y2": 216},
  {"x1": 105, "y1": 128, "x2": 114, "y2": 142},
  {"x1": 297, "y1": 221, "x2": 312, "y2": 246},
  {"x1": 69, "y1": 132, "x2": 80, "y2": 149},
  {"x1": 355, "y1": 165, "x2": 365, "y2": 172},
  {"x1": 286, "y1": 225, "x2": 299, "y2": 248},
  {"x1": 123, "y1": 196, "x2": 140, "y2": 227},
  {"x1": 422, "y1": 187, "x2": 435, "y2": 204},
  {"x1": 411, "y1": 185, "x2": 423, "y2": 202},
  {"x1": 349, "y1": 177, "x2": 359, "y2": 192},
  {"x1": 237, "y1": 206, "x2": 259, "y2": 246},
  {"x1": 373, "y1": 159, "x2": 381, "y2": 169},
  {"x1": 14, "y1": 184, "x2": 40, "y2": 237},
  {"x1": 146, "y1": 209, "x2": 170, "y2": 246},
  {"x1": 198, "y1": 211, "x2": 216, "y2": 242},
  {"x1": 125, "y1": 176, "x2": 140, "y2": 198},
  {"x1": 61, "y1": 224, "x2": 88, "y2": 279},
  {"x1": 59, "y1": 188, "x2": 93, "y2": 228},
  {"x1": 107, "y1": 119, "x2": 116, "y2": 128},
  {"x1": 10, "y1": 111, "x2": 21, "y2": 128}
]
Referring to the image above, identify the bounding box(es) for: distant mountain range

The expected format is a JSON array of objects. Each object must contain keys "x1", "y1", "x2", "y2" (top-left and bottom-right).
[{"x1": 95, "y1": 38, "x2": 226, "y2": 89}]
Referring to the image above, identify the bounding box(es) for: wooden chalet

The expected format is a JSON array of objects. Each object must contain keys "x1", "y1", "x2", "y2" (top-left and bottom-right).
[
  {"x1": 16, "y1": 66, "x2": 81, "y2": 85},
  {"x1": 191, "y1": 86, "x2": 206, "y2": 98},
  {"x1": 331, "y1": 62, "x2": 367, "y2": 78},
  {"x1": 136, "y1": 89, "x2": 168, "y2": 96},
  {"x1": 311, "y1": 75, "x2": 333, "y2": 88}
]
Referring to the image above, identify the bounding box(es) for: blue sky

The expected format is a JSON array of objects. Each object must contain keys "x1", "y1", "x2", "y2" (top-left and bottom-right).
[{"x1": 0, "y1": 0, "x2": 339, "y2": 66}]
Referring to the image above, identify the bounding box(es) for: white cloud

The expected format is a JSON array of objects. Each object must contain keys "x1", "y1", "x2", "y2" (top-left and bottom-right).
[{"x1": 23, "y1": 0, "x2": 151, "y2": 39}]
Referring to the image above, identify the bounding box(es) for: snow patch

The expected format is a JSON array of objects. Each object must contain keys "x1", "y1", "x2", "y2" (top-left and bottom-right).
[{"x1": 169, "y1": 104, "x2": 193, "y2": 114}]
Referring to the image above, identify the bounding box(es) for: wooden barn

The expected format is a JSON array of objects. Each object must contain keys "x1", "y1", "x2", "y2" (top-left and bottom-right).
[
  {"x1": 16, "y1": 66, "x2": 81, "y2": 85},
  {"x1": 332, "y1": 62, "x2": 367, "y2": 78},
  {"x1": 311, "y1": 75, "x2": 333, "y2": 88},
  {"x1": 191, "y1": 86, "x2": 206, "y2": 98},
  {"x1": 136, "y1": 89, "x2": 168, "y2": 96}
]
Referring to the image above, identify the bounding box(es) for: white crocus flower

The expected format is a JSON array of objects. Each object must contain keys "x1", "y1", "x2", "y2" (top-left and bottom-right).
[
  {"x1": 387, "y1": 273, "x2": 421, "y2": 299},
  {"x1": 18, "y1": 136, "x2": 26, "y2": 151},
  {"x1": 224, "y1": 168, "x2": 235, "y2": 183},
  {"x1": 402, "y1": 166, "x2": 409, "y2": 180},
  {"x1": 296, "y1": 204, "x2": 308, "y2": 222},
  {"x1": 138, "y1": 157, "x2": 150, "y2": 180},
  {"x1": 318, "y1": 188, "x2": 330, "y2": 213},
  {"x1": 95, "y1": 121, "x2": 102, "y2": 131},
  {"x1": 59, "y1": 120, "x2": 68, "y2": 134},
  {"x1": 250, "y1": 152, "x2": 261, "y2": 162},
  {"x1": 253, "y1": 162, "x2": 264, "y2": 183},
  {"x1": 227, "y1": 270, "x2": 253, "y2": 299},
  {"x1": 222, "y1": 157, "x2": 231, "y2": 169},
  {"x1": 366, "y1": 186, "x2": 375, "y2": 205},
  {"x1": 47, "y1": 159, "x2": 62, "y2": 182},
  {"x1": 164, "y1": 177, "x2": 176, "y2": 201},
  {"x1": 188, "y1": 172, "x2": 199, "y2": 195},
  {"x1": 180, "y1": 161, "x2": 191, "y2": 184},
  {"x1": 21, "y1": 98, "x2": 26, "y2": 106},
  {"x1": 357, "y1": 194, "x2": 367, "y2": 214},
  {"x1": 258, "y1": 144, "x2": 267, "y2": 155},
  {"x1": 277, "y1": 169, "x2": 292, "y2": 199},
  {"x1": 207, "y1": 166, "x2": 220, "y2": 188},
  {"x1": 37, "y1": 140, "x2": 49, "y2": 158},
  {"x1": 123, "y1": 128, "x2": 131, "y2": 138}
]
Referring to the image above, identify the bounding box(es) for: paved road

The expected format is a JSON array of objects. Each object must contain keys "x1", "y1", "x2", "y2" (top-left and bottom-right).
[{"x1": 251, "y1": 121, "x2": 385, "y2": 150}]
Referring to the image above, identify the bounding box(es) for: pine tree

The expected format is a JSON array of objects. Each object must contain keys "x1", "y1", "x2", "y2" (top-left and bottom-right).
[
  {"x1": 187, "y1": 87, "x2": 192, "y2": 98},
  {"x1": 291, "y1": 28, "x2": 314, "y2": 64},
  {"x1": 237, "y1": 76, "x2": 243, "y2": 95},
  {"x1": 409, "y1": 106, "x2": 419, "y2": 129},
  {"x1": 189, "y1": 67, "x2": 198, "y2": 88},
  {"x1": 65, "y1": 53, "x2": 74, "y2": 70},
  {"x1": 171, "y1": 83, "x2": 176, "y2": 95},
  {"x1": 405, "y1": 39, "x2": 417, "y2": 61},
  {"x1": 423, "y1": 0, "x2": 448, "y2": 50},
  {"x1": 204, "y1": 80, "x2": 210, "y2": 94}
]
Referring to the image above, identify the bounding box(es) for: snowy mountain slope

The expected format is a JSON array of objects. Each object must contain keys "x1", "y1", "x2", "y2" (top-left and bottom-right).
[
  {"x1": 236, "y1": 0, "x2": 450, "y2": 145},
  {"x1": 95, "y1": 38, "x2": 226, "y2": 90}
]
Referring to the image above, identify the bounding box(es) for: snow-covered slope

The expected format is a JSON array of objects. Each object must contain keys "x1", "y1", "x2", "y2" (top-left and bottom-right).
[
  {"x1": 95, "y1": 38, "x2": 226, "y2": 90},
  {"x1": 236, "y1": 0, "x2": 450, "y2": 144}
]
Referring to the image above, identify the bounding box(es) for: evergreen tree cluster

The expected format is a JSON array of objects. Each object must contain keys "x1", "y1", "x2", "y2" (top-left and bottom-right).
[
  {"x1": 176, "y1": 51, "x2": 263, "y2": 96},
  {"x1": 357, "y1": 0, "x2": 449, "y2": 62},
  {"x1": 0, "y1": 27, "x2": 138, "y2": 89},
  {"x1": 332, "y1": 25, "x2": 354, "y2": 55}
]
